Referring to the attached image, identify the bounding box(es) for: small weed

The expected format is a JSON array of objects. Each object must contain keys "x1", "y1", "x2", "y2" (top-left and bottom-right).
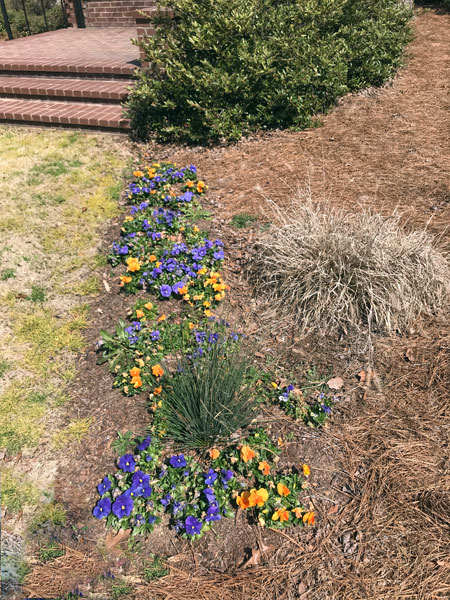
[
  {"x1": 143, "y1": 554, "x2": 169, "y2": 582},
  {"x1": 71, "y1": 275, "x2": 100, "y2": 296},
  {"x1": 28, "y1": 285, "x2": 46, "y2": 303},
  {"x1": 1, "y1": 268, "x2": 16, "y2": 281},
  {"x1": 93, "y1": 254, "x2": 109, "y2": 268},
  {"x1": 231, "y1": 212, "x2": 258, "y2": 229},
  {"x1": 28, "y1": 155, "x2": 82, "y2": 184},
  {"x1": 29, "y1": 502, "x2": 67, "y2": 532},
  {"x1": 51, "y1": 418, "x2": 92, "y2": 449},
  {"x1": 111, "y1": 582, "x2": 132, "y2": 599},
  {"x1": 60, "y1": 133, "x2": 80, "y2": 147},
  {"x1": 2, "y1": 469, "x2": 39, "y2": 513},
  {"x1": 0, "y1": 359, "x2": 10, "y2": 377},
  {"x1": 38, "y1": 542, "x2": 65, "y2": 563},
  {"x1": 111, "y1": 431, "x2": 134, "y2": 455}
]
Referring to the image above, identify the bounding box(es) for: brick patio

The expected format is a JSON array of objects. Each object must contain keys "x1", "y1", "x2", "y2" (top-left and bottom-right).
[{"x1": 0, "y1": 28, "x2": 141, "y2": 131}]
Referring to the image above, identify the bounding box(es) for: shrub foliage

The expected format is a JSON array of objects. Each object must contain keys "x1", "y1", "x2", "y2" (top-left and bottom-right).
[{"x1": 127, "y1": 0, "x2": 413, "y2": 143}]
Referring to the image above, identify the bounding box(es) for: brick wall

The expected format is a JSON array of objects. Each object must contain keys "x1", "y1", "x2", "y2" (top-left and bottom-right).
[{"x1": 65, "y1": 0, "x2": 157, "y2": 28}]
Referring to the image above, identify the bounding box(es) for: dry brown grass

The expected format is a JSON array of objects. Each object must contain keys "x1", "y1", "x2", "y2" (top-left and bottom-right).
[{"x1": 251, "y1": 195, "x2": 449, "y2": 336}]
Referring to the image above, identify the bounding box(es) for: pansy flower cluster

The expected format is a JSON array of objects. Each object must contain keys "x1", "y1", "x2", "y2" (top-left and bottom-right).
[
  {"x1": 93, "y1": 430, "x2": 314, "y2": 538},
  {"x1": 98, "y1": 300, "x2": 239, "y2": 397},
  {"x1": 268, "y1": 382, "x2": 333, "y2": 427},
  {"x1": 126, "y1": 162, "x2": 204, "y2": 207},
  {"x1": 110, "y1": 163, "x2": 227, "y2": 313}
]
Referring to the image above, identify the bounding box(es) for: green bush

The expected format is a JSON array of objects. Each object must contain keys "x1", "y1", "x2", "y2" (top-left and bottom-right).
[{"x1": 127, "y1": 0, "x2": 413, "y2": 143}]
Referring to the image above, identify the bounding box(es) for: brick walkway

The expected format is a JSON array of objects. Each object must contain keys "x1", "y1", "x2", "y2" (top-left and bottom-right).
[
  {"x1": 0, "y1": 28, "x2": 140, "y2": 75},
  {"x1": 0, "y1": 28, "x2": 140, "y2": 131}
]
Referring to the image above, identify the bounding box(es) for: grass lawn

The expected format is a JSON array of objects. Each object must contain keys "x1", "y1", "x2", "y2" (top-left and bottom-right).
[{"x1": 0, "y1": 129, "x2": 129, "y2": 586}]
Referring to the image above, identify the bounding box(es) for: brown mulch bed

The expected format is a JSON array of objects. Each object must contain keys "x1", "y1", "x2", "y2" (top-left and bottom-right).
[{"x1": 23, "y1": 8, "x2": 450, "y2": 600}]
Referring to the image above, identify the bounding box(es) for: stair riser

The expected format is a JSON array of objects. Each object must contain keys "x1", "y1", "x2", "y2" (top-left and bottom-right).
[
  {"x1": 0, "y1": 67, "x2": 136, "y2": 79},
  {"x1": 0, "y1": 93, "x2": 127, "y2": 104},
  {"x1": 0, "y1": 119, "x2": 130, "y2": 134},
  {"x1": 0, "y1": 71, "x2": 137, "y2": 81}
]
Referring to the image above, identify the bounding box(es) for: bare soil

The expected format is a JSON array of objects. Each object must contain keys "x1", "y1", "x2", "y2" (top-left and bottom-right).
[{"x1": 22, "y1": 8, "x2": 450, "y2": 600}]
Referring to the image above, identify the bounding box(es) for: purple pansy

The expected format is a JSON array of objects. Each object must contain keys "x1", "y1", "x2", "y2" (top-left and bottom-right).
[{"x1": 93, "y1": 497, "x2": 111, "y2": 519}]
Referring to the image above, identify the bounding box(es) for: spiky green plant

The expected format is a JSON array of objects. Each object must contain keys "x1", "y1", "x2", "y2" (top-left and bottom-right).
[{"x1": 159, "y1": 339, "x2": 257, "y2": 449}]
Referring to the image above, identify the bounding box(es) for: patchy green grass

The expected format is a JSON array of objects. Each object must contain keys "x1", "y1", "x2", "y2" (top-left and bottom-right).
[
  {"x1": 230, "y1": 212, "x2": 258, "y2": 229},
  {"x1": 29, "y1": 502, "x2": 67, "y2": 533},
  {"x1": 13, "y1": 307, "x2": 87, "y2": 376},
  {"x1": 38, "y1": 542, "x2": 65, "y2": 563},
  {"x1": 51, "y1": 418, "x2": 92, "y2": 449},
  {"x1": 1, "y1": 268, "x2": 16, "y2": 280},
  {"x1": 0, "y1": 127, "x2": 129, "y2": 522},
  {"x1": 2, "y1": 469, "x2": 40, "y2": 513},
  {"x1": 0, "y1": 381, "x2": 47, "y2": 454}
]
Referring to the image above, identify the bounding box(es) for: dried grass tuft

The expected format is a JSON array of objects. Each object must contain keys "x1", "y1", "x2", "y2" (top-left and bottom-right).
[{"x1": 251, "y1": 193, "x2": 449, "y2": 335}]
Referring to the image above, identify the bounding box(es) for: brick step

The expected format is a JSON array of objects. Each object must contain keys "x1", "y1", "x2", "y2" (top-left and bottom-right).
[
  {"x1": 0, "y1": 98, "x2": 130, "y2": 132},
  {"x1": 0, "y1": 61, "x2": 137, "y2": 78},
  {"x1": 0, "y1": 76, "x2": 133, "y2": 103}
]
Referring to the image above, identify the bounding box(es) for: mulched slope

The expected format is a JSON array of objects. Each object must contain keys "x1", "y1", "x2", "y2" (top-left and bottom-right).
[{"x1": 24, "y1": 9, "x2": 450, "y2": 600}]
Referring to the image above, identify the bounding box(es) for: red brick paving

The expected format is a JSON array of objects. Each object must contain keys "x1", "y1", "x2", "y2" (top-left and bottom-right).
[
  {"x1": 0, "y1": 76, "x2": 132, "y2": 101},
  {"x1": 0, "y1": 28, "x2": 138, "y2": 131},
  {"x1": 0, "y1": 98, "x2": 131, "y2": 130},
  {"x1": 0, "y1": 28, "x2": 140, "y2": 75}
]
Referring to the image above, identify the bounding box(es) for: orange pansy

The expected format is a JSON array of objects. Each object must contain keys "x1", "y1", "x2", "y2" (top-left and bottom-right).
[
  {"x1": 129, "y1": 367, "x2": 141, "y2": 378},
  {"x1": 152, "y1": 364, "x2": 164, "y2": 378},
  {"x1": 249, "y1": 488, "x2": 269, "y2": 507},
  {"x1": 119, "y1": 275, "x2": 132, "y2": 286},
  {"x1": 240, "y1": 445, "x2": 256, "y2": 463},
  {"x1": 136, "y1": 309, "x2": 145, "y2": 319},
  {"x1": 292, "y1": 507, "x2": 303, "y2": 519},
  {"x1": 153, "y1": 386, "x2": 162, "y2": 395},
  {"x1": 303, "y1": 511, "x2": 315, "y2": 526},
  {"x1": 272, "y1": 507, "x2": 289, "y2": 522},
  {"x1": 236, "y1": 491, "x2": 252, "y2": 510},
  {"x1": 209, "y1": 448, "x2": 220, "y2": 460},
  {"x1": 302, "y1": 464, "x2": 311, "y2": 477},
  {"x1": 149, "y1": 255, "x2": 157, "y2": 262},
  {"x1": 157, "y1": 314, "x2": 166, "y2": 322},
  {"x1": 258, "y1": 461, "x2": 271, "y2": 476},
  {"x1": 144, "y1": 302, "x2": 153, "y2": 310},
  {"x1": 277, "y1": 483, "x2": 290, "y2": 497}
]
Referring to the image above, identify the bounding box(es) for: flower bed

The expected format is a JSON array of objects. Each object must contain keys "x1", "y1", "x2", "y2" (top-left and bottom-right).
[{"x1": 93, "y1": 161, "x2": 333, "y2": 539}]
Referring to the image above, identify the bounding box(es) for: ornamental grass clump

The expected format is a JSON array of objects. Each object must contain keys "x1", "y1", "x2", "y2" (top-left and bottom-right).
[
  {"x1": 252, "y1": 199, "x2": 449, "y2": 335},
  {"x1": 159, "y1": 339, "x2": 257, "y2": 449}
]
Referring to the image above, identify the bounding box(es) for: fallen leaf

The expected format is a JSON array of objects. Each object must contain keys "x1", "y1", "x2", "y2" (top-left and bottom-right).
[
  {"x1": 242, "y1": 544, "x2": 275, "y2": 569},
  {"x1": 405, "y1": 347, "x2": 416, "y2": 362},
  {"x1": 103, "y1": 279, "x2": 111, "y2": 293},
  {"x1": 242, "y1": 549, "x2": 262, "y2": 568},
  {"x1": 254, "y1": 351, "x2": 265, "y2": 358},
  {"x1": 105, "y1": 528, "x2": 131, "y2": 554},
  {"x1": 327, "y1": 377, "x2": 344, "y2": 390},
  {"x1": 327, "y1": 504, "x2": 340, "y2": 516},
  {"x1": 357, "y1": 370, "x2": 366, "y2": 383}
]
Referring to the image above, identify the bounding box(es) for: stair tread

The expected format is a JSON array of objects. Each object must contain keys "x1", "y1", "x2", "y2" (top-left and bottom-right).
[
  {"x1": 0, "y1": 75, "x2": 133, "y2": 100},
  {"x1": 0, "y1": 98, "x2": 130, "y2": 130}
]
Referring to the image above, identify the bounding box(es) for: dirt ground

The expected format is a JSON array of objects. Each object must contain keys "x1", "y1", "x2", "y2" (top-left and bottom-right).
[{"x1": 21, "y1": 8, "x2": 450, "y2": 600}]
